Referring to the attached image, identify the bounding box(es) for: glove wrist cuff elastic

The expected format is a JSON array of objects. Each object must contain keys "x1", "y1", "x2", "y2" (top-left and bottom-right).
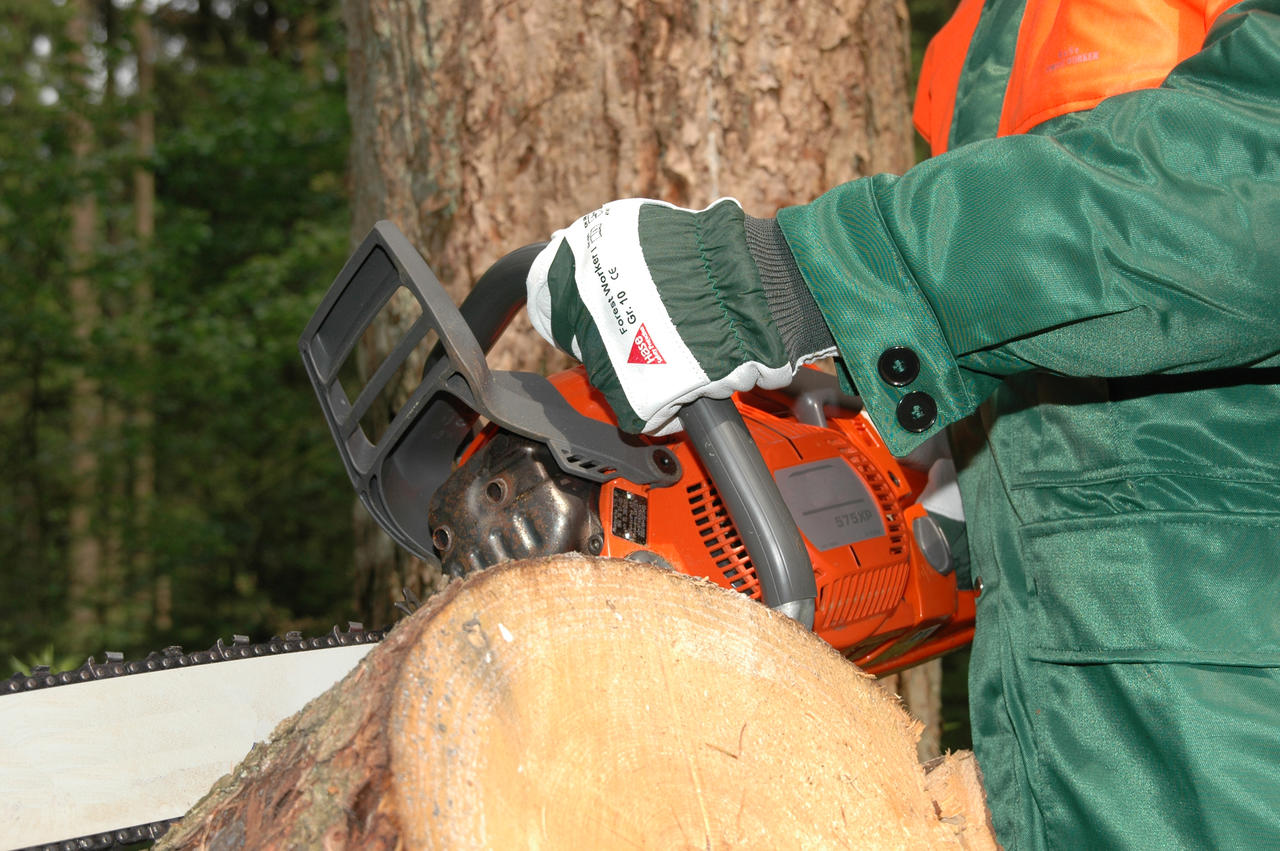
[{"x1": 744, "y1": 214, "x2": 836, "y2": 365}]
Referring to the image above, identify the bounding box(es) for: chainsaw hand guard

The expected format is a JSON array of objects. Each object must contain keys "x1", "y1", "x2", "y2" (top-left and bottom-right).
[{"x1": 299, "y1": 222, "x2": 681, "y2": 567}]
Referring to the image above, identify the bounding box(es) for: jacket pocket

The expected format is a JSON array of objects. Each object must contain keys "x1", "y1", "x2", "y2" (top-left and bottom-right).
[
  {"x1": 1022, "y1": 511, "x2": 1280, "y2": 666},
  {"x1": 1014, "y1": 512, "x2": 1280, "y2": 849}
]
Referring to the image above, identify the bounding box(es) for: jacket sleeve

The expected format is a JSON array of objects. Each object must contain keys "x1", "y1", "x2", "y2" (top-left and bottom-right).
[{"x1": 777, "y1": 0, "x2": 1280, "y2": 456}]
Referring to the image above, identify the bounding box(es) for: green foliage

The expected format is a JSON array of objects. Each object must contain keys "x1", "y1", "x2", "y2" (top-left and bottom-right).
[
  {"x1": 0, "y1": 0, "x2": 81, "y2": 668},
  {"x1": 8, "y1": 645, "x2": 84, "y2": 678},
  {"x1": 0, "y1": 0, "x2": 359, "y2": 667}
]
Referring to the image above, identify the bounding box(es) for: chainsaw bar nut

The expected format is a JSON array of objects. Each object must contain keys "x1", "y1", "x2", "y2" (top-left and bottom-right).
[{"x1": 485, "y1": 477, "x2": 511, "y2": 506}]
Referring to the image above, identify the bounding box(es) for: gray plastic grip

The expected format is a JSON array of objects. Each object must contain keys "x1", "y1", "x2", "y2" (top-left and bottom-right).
[{"x1": 680, "y1": 397, "x2": 817, "y2": 629}]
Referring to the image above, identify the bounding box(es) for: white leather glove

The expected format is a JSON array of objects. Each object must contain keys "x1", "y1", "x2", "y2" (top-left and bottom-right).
[{"x1": 526, "y1": 197, "x2": 836, "y2": 434}]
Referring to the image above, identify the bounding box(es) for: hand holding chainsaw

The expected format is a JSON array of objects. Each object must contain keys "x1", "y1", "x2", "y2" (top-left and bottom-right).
[{"x1": 526, "y1": 198, "x2": 836, "y2": 434}]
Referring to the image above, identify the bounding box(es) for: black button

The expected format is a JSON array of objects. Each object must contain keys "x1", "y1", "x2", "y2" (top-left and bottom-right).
[
  {"x1": 877, "y1": 346, "x2": 920, "y2": 386},
  {"x1": 896, "y1": 391, "x2": 937, "y2": 432}
]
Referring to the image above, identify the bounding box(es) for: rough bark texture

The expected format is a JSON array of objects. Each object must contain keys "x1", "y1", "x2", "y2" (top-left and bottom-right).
[
  {"x1": 159, "y1": 556, "x2": 993, "y2": 849},
  {"x1": 340, "y1": 0, "x2": 916, "y2": 625}
]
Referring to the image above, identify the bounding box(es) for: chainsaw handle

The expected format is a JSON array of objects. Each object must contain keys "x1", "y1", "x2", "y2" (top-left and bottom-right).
[
  {"x1": 680, "y1": 397, "x2": 817, "y2": 628},
  {"x1": 460, "y1": 242, "x2": 547, "y2": 354}
]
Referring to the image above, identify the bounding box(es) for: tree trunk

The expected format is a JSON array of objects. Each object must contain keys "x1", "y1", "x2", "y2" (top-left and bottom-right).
[
  {"x1": 133, "y1": 7, "x2": 164, "y2": 632},
  {"x1": 159, "y1": 556, "x2": 993, "y2": 849},
  {"x1": 66, "y1": 0, "x2": 103, "y2": 652},
  {"x1": 341, "y1": 0, "x2": 916, "y2": 652},
  {"x1": 341, "y1": 0, "x2": 942, "y2": 759}
]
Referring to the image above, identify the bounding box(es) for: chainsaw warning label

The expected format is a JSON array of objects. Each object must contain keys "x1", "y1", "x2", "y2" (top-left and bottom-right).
[
  {"x1": 774, "y1": 459, "x2": 885, "y2": 551},
  {"x1": 610, "y1": 489, "x2": 648, "y2": 544}
]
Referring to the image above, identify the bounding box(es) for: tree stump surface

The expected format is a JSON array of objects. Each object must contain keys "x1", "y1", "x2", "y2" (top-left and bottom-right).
[{"x1": 159, "y1": 556, "x2": 996, "y2": 849}]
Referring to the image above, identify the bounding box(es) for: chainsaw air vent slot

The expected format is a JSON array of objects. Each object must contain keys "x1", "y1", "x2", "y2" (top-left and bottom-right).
[
  {"x1": 790, "y1": 443, "x2": 911, "y2": 632},
  {"x1": 816, "y1": 561, "x2": 911, "y2": 630},
  {"x1": 686, "y1": 481, "x2": 760, "y2": 601},
  {"x1": 839, "y1": 448, "x2": 906, "y2": 554},
  {"x1": 559, "y1": 453, "x2": 618, "y2": 479}
]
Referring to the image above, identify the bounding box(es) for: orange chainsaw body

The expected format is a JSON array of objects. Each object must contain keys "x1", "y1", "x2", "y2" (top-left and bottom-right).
[
  {"x1": 304, "y1": 224, "x2": 974, "y2": 677},
  {"x1": 542, "y1": 368, "x2": 976, "y2": 676}
]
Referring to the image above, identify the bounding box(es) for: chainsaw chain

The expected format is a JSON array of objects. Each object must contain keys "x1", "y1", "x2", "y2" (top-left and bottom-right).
[
  {"x1": 4, "y1": 622, "x2": 388, "y2": 851},
  {"x1": 19, "y1": 819, "x2": 178, "y2": 851},
  {"x1": 2, "y1": 622, "x2": 386, "y2": 697}
]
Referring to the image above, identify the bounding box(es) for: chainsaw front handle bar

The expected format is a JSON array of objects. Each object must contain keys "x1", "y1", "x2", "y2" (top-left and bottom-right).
[
  {"x1": 301, "y1": 223, "x2": 679, "y2": 571},
  {"x1": 461, "y1": 237, "x2": 816, "y2": 629}
]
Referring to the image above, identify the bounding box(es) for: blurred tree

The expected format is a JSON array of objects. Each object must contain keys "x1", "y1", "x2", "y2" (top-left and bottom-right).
[
  {"x1": 65, "y1": 0, "x2": 106, "y2": 652},
  {"x1": 0, "y1": 0, "x2": 360, "y2": 668},
  {"x1": 131, "y1": 3, "x2": 160, "y2": 627}
]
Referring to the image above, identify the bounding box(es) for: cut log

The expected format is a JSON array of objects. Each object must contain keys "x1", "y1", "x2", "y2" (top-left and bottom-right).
[
  {"x1": 158, "y1": 556, "x2": 995, "y2": 849},
  {"x1": 924, "y1": 751, "x2": 997, "y2": 850},
  {"x1": 879, "y1": 661, "x2": 945, "y2": 762}
]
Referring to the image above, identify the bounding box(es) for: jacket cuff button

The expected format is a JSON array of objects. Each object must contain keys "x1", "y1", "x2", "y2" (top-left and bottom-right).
[
  {"x1": 877, "y1": 346, "x2": 920, "y2": 386},
  {"x1": 896, "y1": 391, "x2": 937, "y2": 433}
]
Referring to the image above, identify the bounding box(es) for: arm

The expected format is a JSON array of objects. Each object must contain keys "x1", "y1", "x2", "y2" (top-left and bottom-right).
[{"x1": 779, "y1": 1, "x2": 1280, "y2": 455}]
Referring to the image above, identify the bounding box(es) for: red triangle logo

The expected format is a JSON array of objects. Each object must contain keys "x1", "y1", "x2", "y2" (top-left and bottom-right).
[{"x1": 627, "y1": 324, "x2": 666, "y2": 365}]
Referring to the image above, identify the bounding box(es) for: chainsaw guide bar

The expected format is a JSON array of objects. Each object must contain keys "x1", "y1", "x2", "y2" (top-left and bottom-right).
[
  {"x1": 2, "y1": 623, "x2": 384, "y2": 697},
  {"x1": 1, "y1": 624, "x2": 387, "y2": 851}
]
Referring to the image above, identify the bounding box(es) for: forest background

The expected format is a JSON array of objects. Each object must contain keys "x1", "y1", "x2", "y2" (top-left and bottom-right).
[{"x1": 1, "y1": 0, "x2": 965, "y2": 742}]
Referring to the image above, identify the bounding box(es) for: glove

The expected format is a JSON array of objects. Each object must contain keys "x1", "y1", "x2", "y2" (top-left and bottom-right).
[{"x1": 526, "y1": 197, "x2": 836, "y2": 434}]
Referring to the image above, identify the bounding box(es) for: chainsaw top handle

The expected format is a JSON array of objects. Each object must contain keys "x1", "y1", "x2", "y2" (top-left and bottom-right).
[{"x1": 301, "y1": 221, "x2": 816, "y2": 628}]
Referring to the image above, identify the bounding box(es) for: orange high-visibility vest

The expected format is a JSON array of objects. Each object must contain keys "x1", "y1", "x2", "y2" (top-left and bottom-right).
[{"x1": 913, "y1": 0, "x2": 1239, "y2": 156}]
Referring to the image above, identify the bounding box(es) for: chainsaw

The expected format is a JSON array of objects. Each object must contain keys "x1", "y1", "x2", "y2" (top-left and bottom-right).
[{"x1": 0, "y1": 221, "x2": 974, "y2": 850}]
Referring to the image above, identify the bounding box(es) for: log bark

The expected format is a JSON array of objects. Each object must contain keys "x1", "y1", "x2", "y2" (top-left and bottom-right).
[{"x1": 160, "y1": 556, "x2": 993, "y2": 849}]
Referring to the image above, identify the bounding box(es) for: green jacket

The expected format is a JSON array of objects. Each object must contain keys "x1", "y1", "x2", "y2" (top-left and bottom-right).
[{"x1": 777, "y1": 1, "x2": 1280, "y2": 847}]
